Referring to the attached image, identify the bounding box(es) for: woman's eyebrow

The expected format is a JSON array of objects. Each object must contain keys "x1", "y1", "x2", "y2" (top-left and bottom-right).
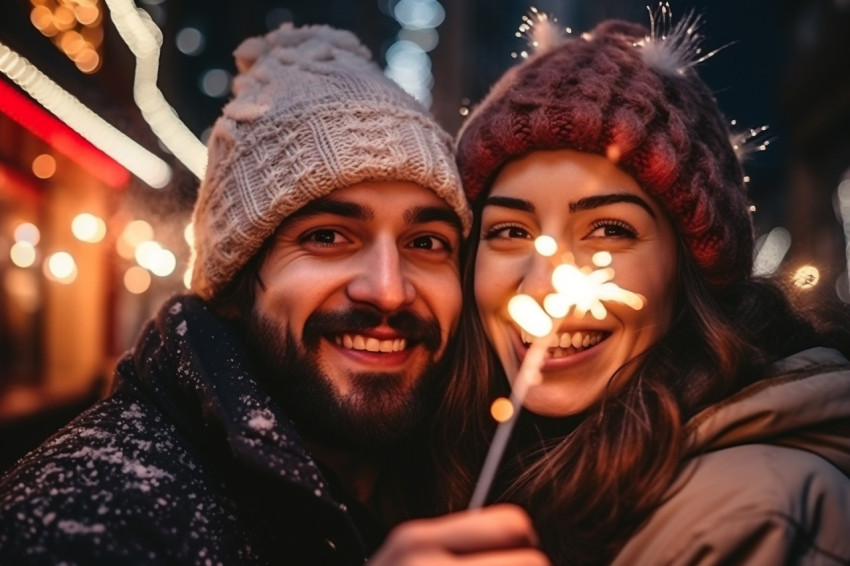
[
  {"x1": 483, "y1": 195, "x2": 535, "y2": 213},
  {"x1": 568, "y1": 193, "x2": 657, "y2": 218}
]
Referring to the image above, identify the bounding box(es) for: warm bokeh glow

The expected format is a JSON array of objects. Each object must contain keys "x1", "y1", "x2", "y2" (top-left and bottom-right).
[
  {"x1": 124, "y1": 265, "x2": 151, "y2": 294},
  {"x1": 534, "y1": 235, "x2": 557, "y2": 257},
  {"x1": 117, "y1": 219, "x2": 154, "y2": 258},
  {"x1": 592, "y1": 251, "x2": 612, "y2": 267},
  {"x1": 792, "y1": 265, "x2": 820, "y2": 289},
  {"x1": 71, "y1": 212, "x2": 107, "y2": 243},
  {"x1": 45, "y1": 251, "x2": 78, "y2": 283},
  {"x1": 134, "y1": 240, "x2": 162, "y2": 270},
  {"x1": 183, "y1": 222, "x2": 194, "y2": 246},
  {"x1": 14, "y1": 222, "x2": 40, "y2": 245},
  {"x1": 31, "y1": 153, "x2": 57, "y2": 178},
  {"x1": 148, "y1": 248, "x2": 176, "y2": 277},
  {"x1": 490, "y1": 397, "x2": 514, "y2": 423},
  {"x1": 509, "y1": 294, "x2": 553, "y2": 338},
  {"x1": 10, "y1": 241, "x2": 37, "y2": 268}
]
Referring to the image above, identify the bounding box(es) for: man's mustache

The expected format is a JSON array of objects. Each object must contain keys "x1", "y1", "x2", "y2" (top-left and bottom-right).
[{"x1": 302, "y1": 308, "x2": 442, "y2": 352}]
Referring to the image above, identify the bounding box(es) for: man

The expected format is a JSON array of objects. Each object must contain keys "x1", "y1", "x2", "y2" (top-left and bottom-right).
[{"x1": 0, "y1": 24, "x2": 547, "y2": 565}]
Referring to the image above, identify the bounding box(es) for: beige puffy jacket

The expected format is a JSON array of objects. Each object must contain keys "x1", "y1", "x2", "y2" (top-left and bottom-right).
[{"x1": 611, "y1": 347, "x2": 850, "y2": 566}]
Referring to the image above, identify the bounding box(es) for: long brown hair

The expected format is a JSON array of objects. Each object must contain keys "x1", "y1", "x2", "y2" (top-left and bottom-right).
[{"x1": 433, "y1": 193, "x2": 850, "y2": 565}]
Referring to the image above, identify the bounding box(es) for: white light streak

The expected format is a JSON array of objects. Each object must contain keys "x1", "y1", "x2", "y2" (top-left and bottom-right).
[
  {"x1": 752, "y1": 227, "x2": 791, "y2": 276},
  {"x1": 104, "y1": 0, "x2": 208, "y2": 179},
  {"x1": 0, "y1": 40, "x2": 172, "y2": 188},
  {"x1": 836, "y1": 179, "x2": 850, "y2": 299}
]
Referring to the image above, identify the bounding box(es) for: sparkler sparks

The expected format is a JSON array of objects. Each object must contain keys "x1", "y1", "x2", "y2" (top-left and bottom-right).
[{"x1": 468, "y1": 237, "x2": 645, "y2": 509}]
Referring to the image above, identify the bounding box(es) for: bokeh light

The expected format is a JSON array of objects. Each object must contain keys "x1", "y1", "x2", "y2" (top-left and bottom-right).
[
  {"x1": 14, "y1": 222, "x2": 40, "y2": 245},
  {"x1": 32, "y1": 153, "x2": 56, "y2": 178},
  {"x1": 44, "y1": 251, "x2": 78, "y2": 284},
  {"x1": 71, "y1": 212, "x2": 107, "y2": 243},
  {"x1": 124, "y1": 265, "x2": 152, "y2": 294},
  {"x1": 10, "y1": 241, "x2": 37, "y2": 268},
  {"x1": 490, "y1": 397, "x2": 514, "y2": 423}
]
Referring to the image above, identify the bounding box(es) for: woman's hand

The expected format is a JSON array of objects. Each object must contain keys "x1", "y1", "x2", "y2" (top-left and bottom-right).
[{"x1": 368, "y1": 504, "x2": 551, "y2": 565}]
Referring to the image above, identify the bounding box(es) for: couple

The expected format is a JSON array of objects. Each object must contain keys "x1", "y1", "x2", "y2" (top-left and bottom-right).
[{"x1": 2, "y1": 13, "x2": 850, "y2": 566}]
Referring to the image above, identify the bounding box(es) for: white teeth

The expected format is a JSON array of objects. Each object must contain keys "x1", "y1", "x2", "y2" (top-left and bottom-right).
[
  {"x1": 571, "y1": 332, "x2": 583, "y2": 348},
  {"x1": 338, "y1": 334, "x2": 406, "y2": 353},
  {"x1": 520, "y1": 329, "x2": 606, "y2": 351}
]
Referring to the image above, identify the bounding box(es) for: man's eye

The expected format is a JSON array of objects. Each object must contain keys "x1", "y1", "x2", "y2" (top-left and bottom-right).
[
  {"x1": 409, "y1": 235, "x2": 450, "y2": 251},
  {"x1": 302, "y1": 229, "x2": 342, "y2": 245}
]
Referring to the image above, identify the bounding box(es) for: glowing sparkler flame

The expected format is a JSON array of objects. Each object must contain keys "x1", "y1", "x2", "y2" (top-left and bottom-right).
[{"x1": 468, "y1": 236, "x2": 646, "y2": 509}]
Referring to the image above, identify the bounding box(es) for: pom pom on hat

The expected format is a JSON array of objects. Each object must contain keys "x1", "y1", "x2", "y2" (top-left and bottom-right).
[
  {"x1": 457, "y1": 13, "x2": 755, "y2": 289},
  {"x1": 191, "y1": 24, "x2": 470, "y2": 300}
]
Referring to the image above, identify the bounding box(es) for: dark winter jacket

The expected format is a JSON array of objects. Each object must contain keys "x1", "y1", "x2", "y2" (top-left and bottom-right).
[{"x1": 0, "y1": 294, "x2": 379, "y2": 565}]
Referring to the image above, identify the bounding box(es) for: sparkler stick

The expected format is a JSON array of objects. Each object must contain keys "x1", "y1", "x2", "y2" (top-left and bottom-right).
[
  {"x1": 467, "y1": 330, "x2": 549, "y2": 509},
  {"x1": 467, "y1": 239, "x2": 644, "y2": 510}
]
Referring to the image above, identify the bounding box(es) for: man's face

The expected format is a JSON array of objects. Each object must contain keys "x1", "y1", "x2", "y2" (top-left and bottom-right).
[{"x1": 249, "y1": 181, "x2": 463, "y2": 448}]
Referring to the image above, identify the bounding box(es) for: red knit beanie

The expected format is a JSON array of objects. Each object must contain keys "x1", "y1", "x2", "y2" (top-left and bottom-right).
[{"x1": 457, "y1": 16, "x2": 755, "y2": 289}]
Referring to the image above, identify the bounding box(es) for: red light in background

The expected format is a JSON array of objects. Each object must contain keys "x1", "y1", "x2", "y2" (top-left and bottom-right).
[{"x1": 0, "y1": 78, "x2": 130, "y2": 189}]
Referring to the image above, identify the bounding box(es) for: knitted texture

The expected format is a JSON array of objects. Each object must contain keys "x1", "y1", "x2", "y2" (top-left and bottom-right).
[
  {"x1": 191, "y1": 24, "x2": 470, "y2": 300},
  {"x1": 457, "y1": 19, "x2": 754, "y2": 288}
]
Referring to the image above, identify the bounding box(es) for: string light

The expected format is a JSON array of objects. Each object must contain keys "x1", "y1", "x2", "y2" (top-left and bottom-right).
[
  {"x1": 0, "y1": 40, "x2": 171, "y2": 188},
  {"x1": 103, "y1": 0, "x2": 208, "y2": 179}
]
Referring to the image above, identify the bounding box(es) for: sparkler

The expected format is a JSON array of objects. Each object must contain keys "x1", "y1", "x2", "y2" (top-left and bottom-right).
[{"x1": 468, "y1": 237, "x2": 645, "y2": 509}]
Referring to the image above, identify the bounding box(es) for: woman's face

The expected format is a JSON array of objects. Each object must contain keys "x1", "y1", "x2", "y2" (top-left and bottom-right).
[{"x1": 475, "y1": 150, "x2": 679, "y2": 416}]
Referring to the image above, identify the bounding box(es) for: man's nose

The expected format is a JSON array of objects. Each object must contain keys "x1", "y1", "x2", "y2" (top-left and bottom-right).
[{"x1": 346, "y1": 236, "x2": 416, "y2": 312}]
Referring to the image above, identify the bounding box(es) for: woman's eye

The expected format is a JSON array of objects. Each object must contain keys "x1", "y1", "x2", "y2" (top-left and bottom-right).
[
  {"x1": 587, "y1": 220, "x2": 638, "y2": 239},
  {"x1": 483, "y1": 225, "x2": 532, "y2": 240}
]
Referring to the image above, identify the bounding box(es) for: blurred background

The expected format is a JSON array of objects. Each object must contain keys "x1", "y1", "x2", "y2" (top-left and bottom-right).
[{"x1": 1, "y1": 0, "x2": 849, "y2": 470}]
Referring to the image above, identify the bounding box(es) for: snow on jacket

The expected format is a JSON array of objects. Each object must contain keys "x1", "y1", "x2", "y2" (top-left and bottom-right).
[
  {"x1": 611, "y1": 347, "x2": 850, "y2": 566},
  {"x1": 0, "y1": 294, "x2": 376, "y2": 565}
]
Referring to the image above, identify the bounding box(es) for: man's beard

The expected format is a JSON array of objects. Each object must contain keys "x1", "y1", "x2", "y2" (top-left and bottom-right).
[{"x1": 246, "y1": 307, "x2": 450, "y2": 451}]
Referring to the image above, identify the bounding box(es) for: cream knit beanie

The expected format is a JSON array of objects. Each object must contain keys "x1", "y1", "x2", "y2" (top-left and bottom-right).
[{"x1": 190, "y1": 24, "x2": 470, "y2": 300}]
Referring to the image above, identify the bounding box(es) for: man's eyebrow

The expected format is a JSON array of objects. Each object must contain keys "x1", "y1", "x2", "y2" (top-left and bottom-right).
[
  {"x1": 405, "y1": 206, "x2": 463, "y2": 234},
  {"x1": 569, "y1": 193, "x2": 656, "y2": 218},
  {"x1": 482, "y1": 195, "x2": 535, "y2": 213},
  {"x1": 286, "y1": 197, "x2": 373, "y2": 222}
]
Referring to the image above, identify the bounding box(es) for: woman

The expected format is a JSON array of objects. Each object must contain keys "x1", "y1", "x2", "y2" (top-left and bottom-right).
[{"x1": 438, "y1": 13, "x2": 850, "y2": 566}]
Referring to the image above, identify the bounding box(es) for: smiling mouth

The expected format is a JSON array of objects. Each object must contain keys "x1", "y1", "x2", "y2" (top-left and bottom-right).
[
  {"x1": 333, "y1": 334, "x2": 408, "y2": 353},
  {"x1": 520, "y1": 329, "x2": 609, "y2": 357}
]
